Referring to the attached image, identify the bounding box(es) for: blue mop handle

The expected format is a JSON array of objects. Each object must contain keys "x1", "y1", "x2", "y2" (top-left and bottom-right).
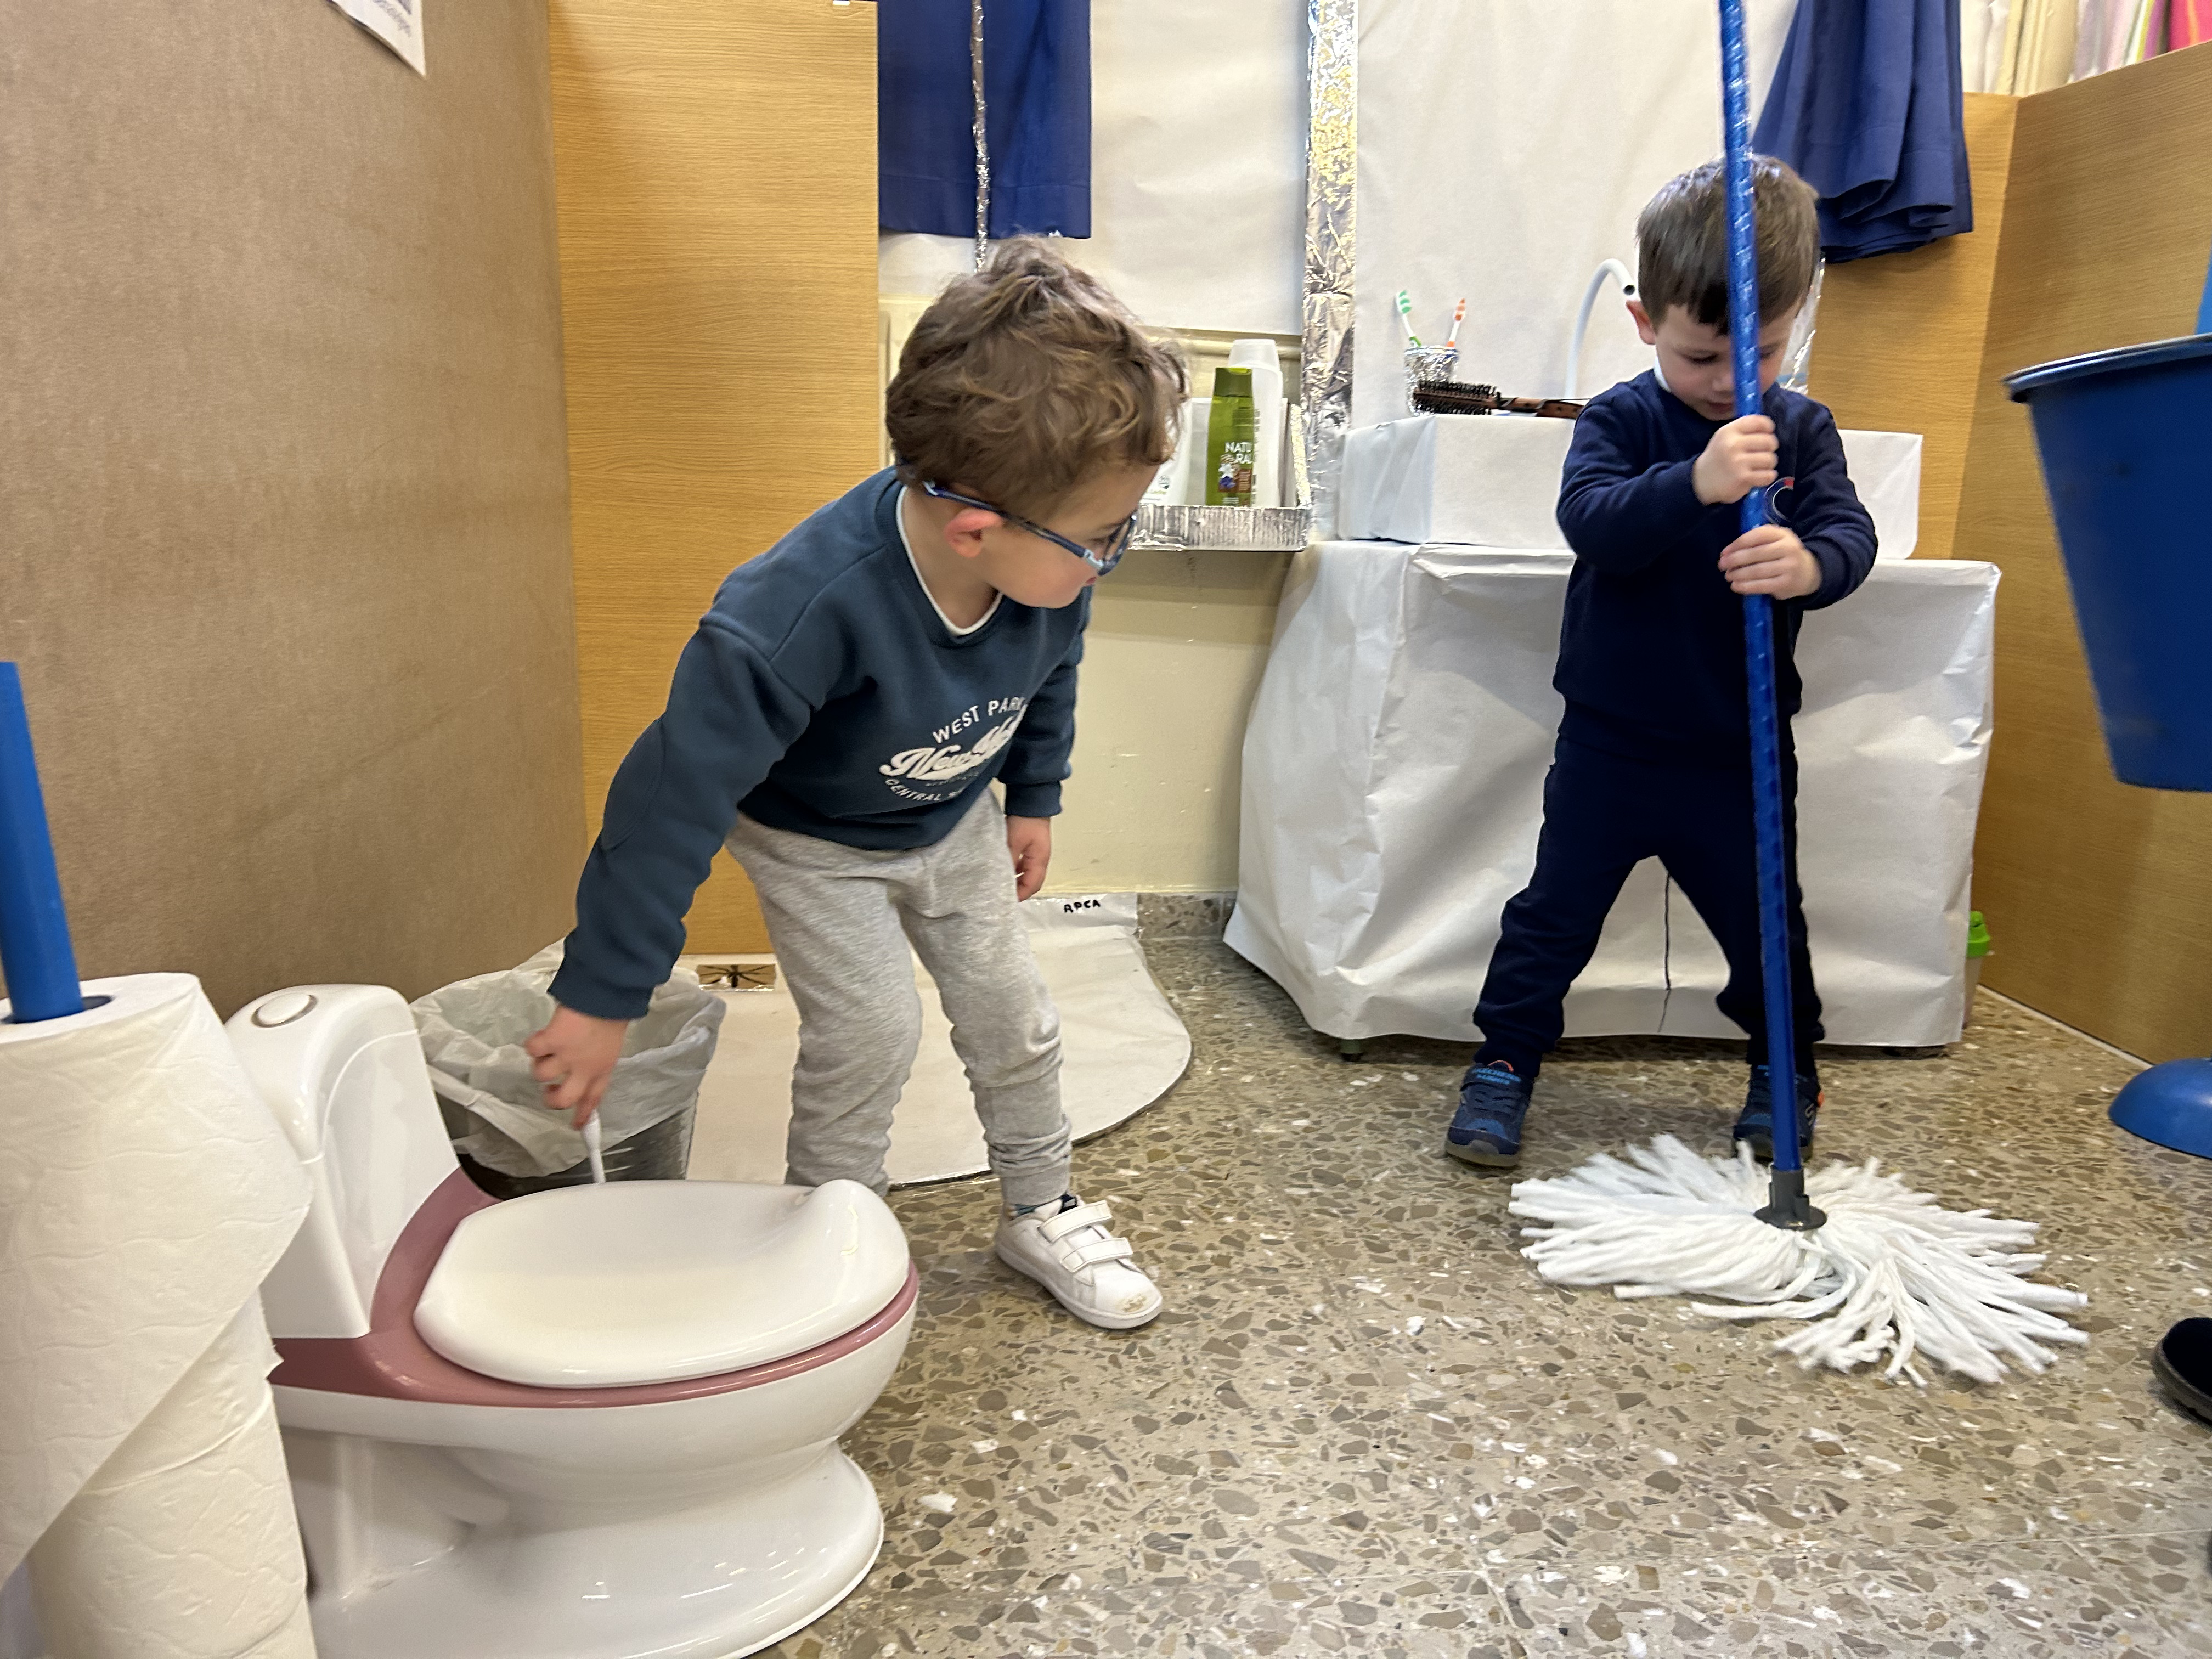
[
  {"x1": 0, "y1": 663, "x2": 87, "y2": 1023},
  {"x1": 1719, "y1": 0, "x2": 1804, "y2": 1175}
]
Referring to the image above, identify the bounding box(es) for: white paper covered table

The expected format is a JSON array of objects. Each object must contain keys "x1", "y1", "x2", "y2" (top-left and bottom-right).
[
  {"x1": 1226, "y1": 543, "x2": 1999, "y2": 1048},
  {"x1": 1339, "y1": 414, "x2": 1924, "y2": 561}
]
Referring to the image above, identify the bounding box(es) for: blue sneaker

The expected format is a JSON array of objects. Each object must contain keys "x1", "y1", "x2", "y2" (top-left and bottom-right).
[
  {"x1": 1733, "y1": 1065, "x2": 1823, "y2": 1162},
  {"x1": 1445, "y1": 1060, "x2": 1532, "y2": 1168}
]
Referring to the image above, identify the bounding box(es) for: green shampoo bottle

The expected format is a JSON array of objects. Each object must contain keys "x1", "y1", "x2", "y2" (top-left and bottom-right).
[{"x1": 1204, "y1": 367, "x2": 1257, "y2": 507}]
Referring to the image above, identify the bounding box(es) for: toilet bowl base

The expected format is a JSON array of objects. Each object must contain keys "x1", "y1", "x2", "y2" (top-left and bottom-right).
[{"x1": 304, "y1": 1446, "x2": 884, "y2": 1659}]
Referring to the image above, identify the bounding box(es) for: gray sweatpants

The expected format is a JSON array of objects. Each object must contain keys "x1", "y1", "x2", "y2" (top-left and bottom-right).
[{"x1": 724, "y1": 793, "x2": 1071, "y2": 1210}]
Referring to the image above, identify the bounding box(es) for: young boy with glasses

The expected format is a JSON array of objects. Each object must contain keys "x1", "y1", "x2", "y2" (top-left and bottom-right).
[{"x1": 527, "y1": 239, "x2": 1181, "y2": 1329}]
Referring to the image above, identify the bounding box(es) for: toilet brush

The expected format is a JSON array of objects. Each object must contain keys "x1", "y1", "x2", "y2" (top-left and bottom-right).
[
  {"x1": 583, "y1": 1114, "x2": 607, "y2": 1184},
  {"x1": 1501, "y1": 0, "x2": 2087, "y2": 1385}
]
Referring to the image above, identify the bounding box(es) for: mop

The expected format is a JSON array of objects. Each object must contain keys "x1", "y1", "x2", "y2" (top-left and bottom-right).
[{"x1": 1504, "y1": 0, "x2": 2088, "y2": 1387}]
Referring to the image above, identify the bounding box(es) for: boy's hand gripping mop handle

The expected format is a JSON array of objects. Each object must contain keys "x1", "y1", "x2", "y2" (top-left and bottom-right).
[
  {"x1": 1718, "y1": 1, "x2": 1822, "y2": 1231},
  {"x1": 0, "y1": 663, "x2": 88, "y2": 1025}
]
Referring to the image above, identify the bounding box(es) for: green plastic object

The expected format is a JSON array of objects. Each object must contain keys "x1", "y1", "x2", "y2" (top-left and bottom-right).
[
  {"x1": 1204, "y1": 367, "x2": 1256, "y2": 506},
  {"x1": 1966, "y1": 911, "x2": 1992, "y2": 959}
]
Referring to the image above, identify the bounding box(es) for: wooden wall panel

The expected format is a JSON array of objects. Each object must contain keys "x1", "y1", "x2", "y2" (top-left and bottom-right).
[
  {"x1": 1, "y1": 0, "x2": 582, "y2": 1016},
  {"x1": 1956, "y1": 47, "x2": 2212, "y2": 1061},
  {"x1": 1807, "y1": 94, "x2": 2019, "y2": 562},
  {"x1": 551, "y1": 0, "x2": 881, "y2": 955}
]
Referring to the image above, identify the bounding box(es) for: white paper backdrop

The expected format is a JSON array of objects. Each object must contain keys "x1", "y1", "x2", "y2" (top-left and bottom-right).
[
  {"x1": 1354, "y1": 0, "x2": 1799, "y2": 429},
  {"x1": 1227, "y1": 543, "x2": 1999, "y2": 1048},
  {"x1": 879, "y1": 0, "x2": 1309, "y2": 335}
]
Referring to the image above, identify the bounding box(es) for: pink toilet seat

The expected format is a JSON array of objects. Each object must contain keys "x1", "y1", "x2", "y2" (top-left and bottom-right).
[{"x1": 272, "y1": 1171, "x2": 920, "y2": 1410}]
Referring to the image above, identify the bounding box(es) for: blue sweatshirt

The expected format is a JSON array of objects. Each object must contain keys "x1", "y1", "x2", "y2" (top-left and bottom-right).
[
  {"x1": 551, "y1": 470, "x2": 1088, "y2": 1020},
  {"x1": 1553, "y1": 371, "x2": 1877, "y2": 765}
]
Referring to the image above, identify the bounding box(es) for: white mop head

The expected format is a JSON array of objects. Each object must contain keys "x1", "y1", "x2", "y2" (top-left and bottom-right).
[{"x1": 1508, "y1": 1137, "x2": 2088, "y2": 1386}]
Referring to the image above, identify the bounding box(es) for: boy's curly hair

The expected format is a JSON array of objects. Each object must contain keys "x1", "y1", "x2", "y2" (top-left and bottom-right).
[
  {"x1": 886, "y1": 238, "x2": 1187, "y2": 520},
  {"x1": 1637, "y1": 156, "x2": 1820, "y2": 329}
]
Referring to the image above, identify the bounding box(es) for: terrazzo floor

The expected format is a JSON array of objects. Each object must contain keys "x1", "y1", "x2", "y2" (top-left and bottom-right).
[{"x1": 761, "y1": 933, "x2": 2212, "y2": 1659}]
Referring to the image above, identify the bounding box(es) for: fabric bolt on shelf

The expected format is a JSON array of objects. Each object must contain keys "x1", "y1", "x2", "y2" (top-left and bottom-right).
[
  {"x1": 1337, "y1": 413, "x2": 1922, "y2": 560},
  {"x1": 685, "y1": 893, "x2": 1190, "y2": 1187},
  {"x1": 0, "y1": 974, "x2": 313, "y2": 1654},
  {"x1": 1754, "y1": 0, "x2": 1974, "y2": 261},
  {"x1": 1996, "y1": 0, "x2": 2083, "y2": 92},
  {"x1": 1227, "y1": 544, "x2": 1997, "y2": 1046},
  {"x1": 1960, "y1": 0, "x2": 2011, "y2": 91}
]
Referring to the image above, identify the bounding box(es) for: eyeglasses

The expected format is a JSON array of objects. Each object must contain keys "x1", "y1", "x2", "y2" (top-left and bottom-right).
[{"x1": 919, "y1": 481, "x2": 1139, "y2": 577}]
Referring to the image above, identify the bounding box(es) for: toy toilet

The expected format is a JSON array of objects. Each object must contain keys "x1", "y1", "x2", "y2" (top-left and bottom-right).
[{"x1": 225, "y1": 984, "x2": 917, "y2": 1659}]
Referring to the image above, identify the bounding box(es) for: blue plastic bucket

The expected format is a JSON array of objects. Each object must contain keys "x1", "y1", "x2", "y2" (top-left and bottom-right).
[{"x1": 2007, "y1": 334, "x2": 2212, "y2": 792}]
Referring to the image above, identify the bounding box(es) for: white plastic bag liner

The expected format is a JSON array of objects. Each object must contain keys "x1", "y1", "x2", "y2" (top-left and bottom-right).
[
  {"x1": 1226, "y1": 543, "x2": 1999, "y2": 1047},
  {"x1": 686, "y1": 893, "x2": 1192, "y2": 1187},
  {"x1": 1339, "y1": 415, "x2": 1923, "y2": 561},
  {"x1": 412, "y1": 944, "x2": 725, "y2": 1177}
]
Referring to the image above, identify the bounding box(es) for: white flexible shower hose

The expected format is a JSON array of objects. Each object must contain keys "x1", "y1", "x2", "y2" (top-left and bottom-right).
[{"x1": 1565, "y1": 258, "x2": 1635, "y2": 400}]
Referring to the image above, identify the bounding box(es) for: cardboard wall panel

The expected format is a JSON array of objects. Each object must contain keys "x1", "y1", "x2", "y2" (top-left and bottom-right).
[
  {"x1": 551, "y1": 0, "x2": 881, "y2": 955},
  {"x1": 0, "y1": 0, "x2": 583, "y2": 1015}
]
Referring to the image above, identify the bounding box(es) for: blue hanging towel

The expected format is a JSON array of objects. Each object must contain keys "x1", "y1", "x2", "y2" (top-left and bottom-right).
[
  {"x1": 1753, "y1": 0, "x2": 1972, "y2": 263},
  {"x1": 879, "y1": 0, "x2": 1092, "y2": 240}
]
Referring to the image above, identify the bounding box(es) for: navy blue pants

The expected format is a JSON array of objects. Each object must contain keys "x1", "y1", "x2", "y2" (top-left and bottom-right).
[{"x1": 1472, "y1": 737, "x2": 1824, "y2": 1083}]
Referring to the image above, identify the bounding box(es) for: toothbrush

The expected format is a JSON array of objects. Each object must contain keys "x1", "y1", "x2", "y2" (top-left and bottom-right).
[
  {"x1": 1446, "y1": 298, "x2": 1466, "y2": 349},
  {"x1": 1395, "y1": 290, "x2": 1422, "y2": 348},
  {"x1": 583, "y1": 1114, "x2": 607, "y2": 1183}
]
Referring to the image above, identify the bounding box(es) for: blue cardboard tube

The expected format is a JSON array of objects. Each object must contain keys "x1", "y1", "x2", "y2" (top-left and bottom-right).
[{"x1": 0, "y1": 663, "x2": 87, "y2": 1022}]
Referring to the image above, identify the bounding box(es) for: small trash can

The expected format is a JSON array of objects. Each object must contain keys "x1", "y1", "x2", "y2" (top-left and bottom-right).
[
  {"x1": 2006, "y1": 333, "x2": 2212, "y2": 792},
  {"x1": 412, "y1": 944, "x2": 725, "y2": 1200},
  {"x1": 1963, "y1": 910, "x2": 1991, "y2": 1022}
]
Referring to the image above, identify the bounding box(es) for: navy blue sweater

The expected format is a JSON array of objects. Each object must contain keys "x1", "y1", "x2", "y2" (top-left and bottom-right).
[
  {"x1": 551, "y1": 471, "x2": 1088, "y2": 1020},
  {"x1": 1554, "y1": 372, "x2": 1877, "y2": 764}
]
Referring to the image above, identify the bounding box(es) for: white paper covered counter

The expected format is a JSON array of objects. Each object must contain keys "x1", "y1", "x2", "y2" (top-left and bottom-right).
[
  {"x1": 1228, "y1": 544, "x2": 1998, "y2": 1048},
  {"x1": 1338, "y1": 413, "x2": 1923, "y2": 561}
]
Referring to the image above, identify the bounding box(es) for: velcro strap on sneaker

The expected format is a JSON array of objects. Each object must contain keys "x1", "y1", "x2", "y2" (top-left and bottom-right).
[
  {"x1": 1041, "y1": 1201, "x2": 1115, "y2": 1243},
  {"x1": 1058, "y1": 1235, "x2": 1136, "y2": 1269}
]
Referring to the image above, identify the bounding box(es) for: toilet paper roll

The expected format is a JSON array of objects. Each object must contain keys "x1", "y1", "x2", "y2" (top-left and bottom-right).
[
  {"x1": 28, "y1": 1301, "x2": 313, "y2": 1659},
  {"x1": 0, "y1": 975, "x2": 312, "y2": 1639}
]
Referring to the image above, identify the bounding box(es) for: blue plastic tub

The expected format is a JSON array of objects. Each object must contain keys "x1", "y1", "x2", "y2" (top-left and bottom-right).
[{"x1": 2007, "y1": 334, "x2": 2212, "y2": 792}]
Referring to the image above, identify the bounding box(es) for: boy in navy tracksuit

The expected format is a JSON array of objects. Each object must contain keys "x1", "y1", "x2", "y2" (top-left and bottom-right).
[{"x1": 1444, "y1": 157, "x2": 1877, "y2": 1170}]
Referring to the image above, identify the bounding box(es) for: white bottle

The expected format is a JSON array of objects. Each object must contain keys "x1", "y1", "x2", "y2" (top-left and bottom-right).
[
  {"x1": 1145, "y1": 397, "x2": 1211, "y2": 505},
  {"x1": 1227, "y1": 339, "x2": 1285, "y2": 508}
]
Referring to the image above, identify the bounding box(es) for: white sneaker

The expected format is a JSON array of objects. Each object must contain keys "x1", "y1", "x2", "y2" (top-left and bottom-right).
[{"x1": 994, "y1": 1197, "x2": 1163, "y2": 1330}]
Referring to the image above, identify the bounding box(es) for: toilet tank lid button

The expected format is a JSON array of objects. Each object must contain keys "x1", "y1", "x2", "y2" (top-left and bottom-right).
[{"x1": 251, "y1": 991, "x2": 319, "y2": 1028}]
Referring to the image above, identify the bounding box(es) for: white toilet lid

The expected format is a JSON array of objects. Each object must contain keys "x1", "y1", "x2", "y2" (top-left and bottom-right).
[{"x1": 412, "y1": 1178, "x2": 911, "y2": 1387}]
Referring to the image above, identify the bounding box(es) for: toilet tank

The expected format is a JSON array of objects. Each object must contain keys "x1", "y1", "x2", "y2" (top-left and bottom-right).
[{"x1": 227, "y1": 985, "x2": 460, "y2": 1339}]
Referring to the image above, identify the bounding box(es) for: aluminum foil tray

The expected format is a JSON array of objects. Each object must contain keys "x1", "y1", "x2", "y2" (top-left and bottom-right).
[{"x1": 1128, "y1": 504, "x2": 1313, "y2": 552}]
